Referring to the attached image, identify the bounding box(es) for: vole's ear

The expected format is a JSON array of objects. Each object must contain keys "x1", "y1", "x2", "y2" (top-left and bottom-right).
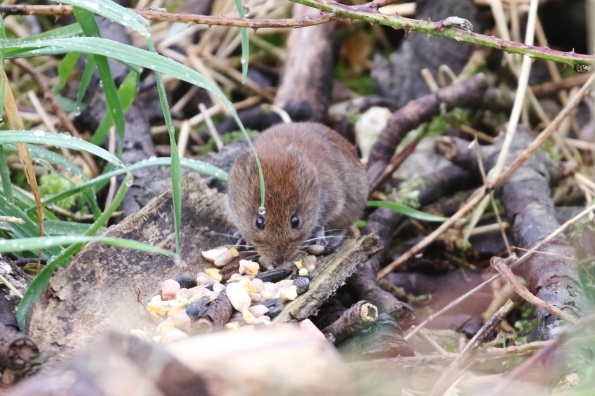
[
  {"x1": 230, "y1": 151, "x2": 256, "y2": 179},
  {"x1": 287, "y1": 146, "x2": 318, "y2": 191}
]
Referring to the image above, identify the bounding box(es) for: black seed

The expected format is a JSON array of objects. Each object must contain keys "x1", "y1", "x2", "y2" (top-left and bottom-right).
[
  {"x1": 290, "y1": 274, "x2": 312, "y2": 281},
  {"x1": 293, "y1": 277, "x2": 310, "y2": 295},
  {"x1": 324, "y1": 245, "x2": 336, "y2": 255},
  {"x1": 174, "y1": 276, "x2": 197, "y2": 289},
  {"x1": 251, "y1": 298, "x2": 282, "y2": 308},
  {"x1": 267, "y1": 303, "x2": 284, "y2": 318},
  {"x1": 185, "y1": 296, "x2": 209, "y2": 319},
  {"x1": 256, "y1": 269, "x2": 293, "y2": 282}
]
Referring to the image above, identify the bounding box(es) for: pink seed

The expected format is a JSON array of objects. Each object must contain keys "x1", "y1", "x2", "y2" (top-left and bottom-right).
[{"x1": 161, "y1": 279, "x2": 181, "y2": 301}]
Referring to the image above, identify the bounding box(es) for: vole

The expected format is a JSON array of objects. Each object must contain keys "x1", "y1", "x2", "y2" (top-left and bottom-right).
[{"x1": 228, "y1": 122, "x2": 368, "y2": 269}]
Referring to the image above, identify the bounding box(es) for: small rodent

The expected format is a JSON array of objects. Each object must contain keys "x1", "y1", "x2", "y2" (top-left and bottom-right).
[{"x1": 228, "y1": 122, "x2": 368, "y2": 269}]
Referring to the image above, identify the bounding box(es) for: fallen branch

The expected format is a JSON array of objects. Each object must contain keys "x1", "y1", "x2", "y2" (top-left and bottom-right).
[
  {"x1": 490, "y1": 257, "x2": 577, "y2": 325},
  {"x1": 322, "y1": 300, "x2": 378, "y2": 344}
]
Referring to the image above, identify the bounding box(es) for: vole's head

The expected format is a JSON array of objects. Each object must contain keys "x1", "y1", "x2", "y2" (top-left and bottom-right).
[{"x1": 228, "y1": 148, "x2": 320, "y2": 269}]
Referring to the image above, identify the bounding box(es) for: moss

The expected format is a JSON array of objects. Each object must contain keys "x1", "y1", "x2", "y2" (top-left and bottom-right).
[{"x1": 38, "y1": 173, "x2": 85, "y2": 212}]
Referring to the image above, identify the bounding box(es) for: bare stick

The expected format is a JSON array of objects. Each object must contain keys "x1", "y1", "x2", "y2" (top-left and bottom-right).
[{"x1": 490, "y1": 257, "x2": 578, "y2": 324}]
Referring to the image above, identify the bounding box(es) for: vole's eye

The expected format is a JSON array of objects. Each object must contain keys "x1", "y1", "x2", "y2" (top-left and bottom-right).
[
  {"x1": 255, "y1": 216, "x2": 265, "y2": 230},
  {"x1": 291, "y1": 215, "x2": 299, "y2": 229}
]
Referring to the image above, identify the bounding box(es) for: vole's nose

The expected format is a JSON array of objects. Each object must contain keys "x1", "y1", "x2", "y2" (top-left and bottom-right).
[{"x1": 272, "y1": 256, "x2": 285, "y2": 267}]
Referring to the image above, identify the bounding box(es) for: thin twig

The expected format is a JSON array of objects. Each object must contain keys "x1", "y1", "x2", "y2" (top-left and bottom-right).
[
  {"x1": 490, "y1": 257, "x2": 578, "y2": 324},
  {"x1": 0, "y1": 4, "x2": 341, "y2": 29},
  {"x1": 0, "y1": 273, "x2": 23, "y2": 298}
]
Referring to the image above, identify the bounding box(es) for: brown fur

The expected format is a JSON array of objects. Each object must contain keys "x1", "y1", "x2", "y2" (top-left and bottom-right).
[{"x1": 228, "y1": 122, "x2": 368, "y2": 268}]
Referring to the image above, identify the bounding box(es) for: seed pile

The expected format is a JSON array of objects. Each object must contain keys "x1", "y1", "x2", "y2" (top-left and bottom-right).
[{"x1": 131, "y1": 246, "x2": 318, "y2": 343}]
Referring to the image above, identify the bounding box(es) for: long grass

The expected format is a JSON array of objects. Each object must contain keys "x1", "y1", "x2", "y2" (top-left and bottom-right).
[{"x1": 0, "y1": 0, "x2": 256, "y2": 330}]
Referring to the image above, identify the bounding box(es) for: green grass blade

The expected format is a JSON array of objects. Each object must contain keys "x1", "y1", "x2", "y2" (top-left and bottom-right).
[
  {"x1": 0, "y1": 195, "x2": 62, "y2": 258},
  {"x1": 54, "y1": 52, "x2": 80, "y2": 94},
  {"x1": 233, "y1": 0, "x2": 249, "y2": 83},
  {"x1": 0, "y1": 235, "x2": 175, "y2": 257},
  {"x1": 145, "y1": 36, "x2": 182, "y2": 260},
  {"x1": 5, "y1": 35, "x2": 266, "y2": 212},
  {"x1": 91, "y1": 69, "x2": 139, "y2": 146},
  {"x1": 9, "y1": 23, "x2": 82, "y2": 45},
  {"x1": 27, "y1": 157, "x2": 227, "y2": 213},
  {"x1": 44, "y1": 220, "x2": 105, "y2": 235},
  {"x1": 73, "y1": 7, "x2": 126, "y2": 156},
  {"x1": 0, "y1": 14, "x2": 6, "y2": 114},
  {"x1": 0, "y1": 147, "x2": 13, "y2": 202},
  {"x1": 0, "y1": 131, "x2": 125, "y2": 168},
  {"x1": 75, "y1": 54, "x2": 95, "y2": 113},
  {"x1": 366, "y1": 201, "x2": 452, "y2": 222},
  {"x1": 17, "y1": 173, "x2": 133, "y2": 330},
  {"x1": 2, "y1": 143, "x2": 101, "y2": 218},
  {"x1": 51, "y1": 0, "x2": 149, "y2": 35}
]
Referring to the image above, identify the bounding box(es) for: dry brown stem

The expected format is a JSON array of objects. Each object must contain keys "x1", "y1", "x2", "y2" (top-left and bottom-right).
[{"x1": 490, "y1": 257, "x2": 578, "y2": 325}]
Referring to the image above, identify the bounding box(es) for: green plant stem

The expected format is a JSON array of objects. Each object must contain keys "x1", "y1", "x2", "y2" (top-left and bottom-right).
[{"x1": 290, "y1": 0, "x2": 594, "y2": 69}]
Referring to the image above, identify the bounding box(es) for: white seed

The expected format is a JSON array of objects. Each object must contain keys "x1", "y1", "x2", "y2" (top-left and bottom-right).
[
  {"x1": 307, "y1": 244, "x2": 325, "y2": 255},
  {"x1": 248, "y1": 304, "x2": 269, "y2": 318},
  {"x1": 176, "y1": 288, "x2": 192, "y2": 300},
  {"x1": 148, "y1": 298, "x2": 184, "y2": 314},
  {"x1": 249, "y1": 292, "x2": 262, "y2": 303},
  {"x1": 228, "y1": 273, "x2": 244, "y2": 282},
  {"x1": 252, "y1": 278, "x2": 264, "y2": 292},
  {"x1": 171, "y1": 309, "x2": 191, "y2": 330},
  {"x1": 205, "y1": 268, "x2": 222, "y2": 281},
  {"x1": 284, "y1": 285, "x2": 298, "y2": 301},
  {"x1": 156, "y1": 318, "x2": 174, "y2": 335},
  {"x1": 299, "y1": 268, "x2": 309, "y2": 276},
  {"x1": 208, "y1": 291, "x2": 220, "y2": 302},
  {"x1": 163, "y1": 328, "x2": 189, "y2": 342},
  {"x1": 225, "y1": 322, "x2": 241, "y2": 331},
  {"x1": 214, "y1": 249, "x2": 235, "y2": 267},
  {"x1": 196, "y1": 272, "x2": 217, "y2": 285},
  {"x1": 260, "y1": 287, "x2": 276, "y2": 300},
  {"x1": 304, "y1": 255, "x2": 317, "y2": 272},
  {"x1": 201, "y1": 247, "x2": 227, "y2": 262},
  {"x1": 239, "y1": 259, "x2": 259, "y2": 276},
  {"x1": 213, "y1": 281, "x2": 226, "y2": 293},
  {"x1": 274, "y1": 279, "x2": 294, "y2": 291},
  {"x1": 226, "y1": 282, "x2": 252, "y2": 312},
  {"x1": 294, "y1": 258, "x2": 305, "y2": 270}
]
